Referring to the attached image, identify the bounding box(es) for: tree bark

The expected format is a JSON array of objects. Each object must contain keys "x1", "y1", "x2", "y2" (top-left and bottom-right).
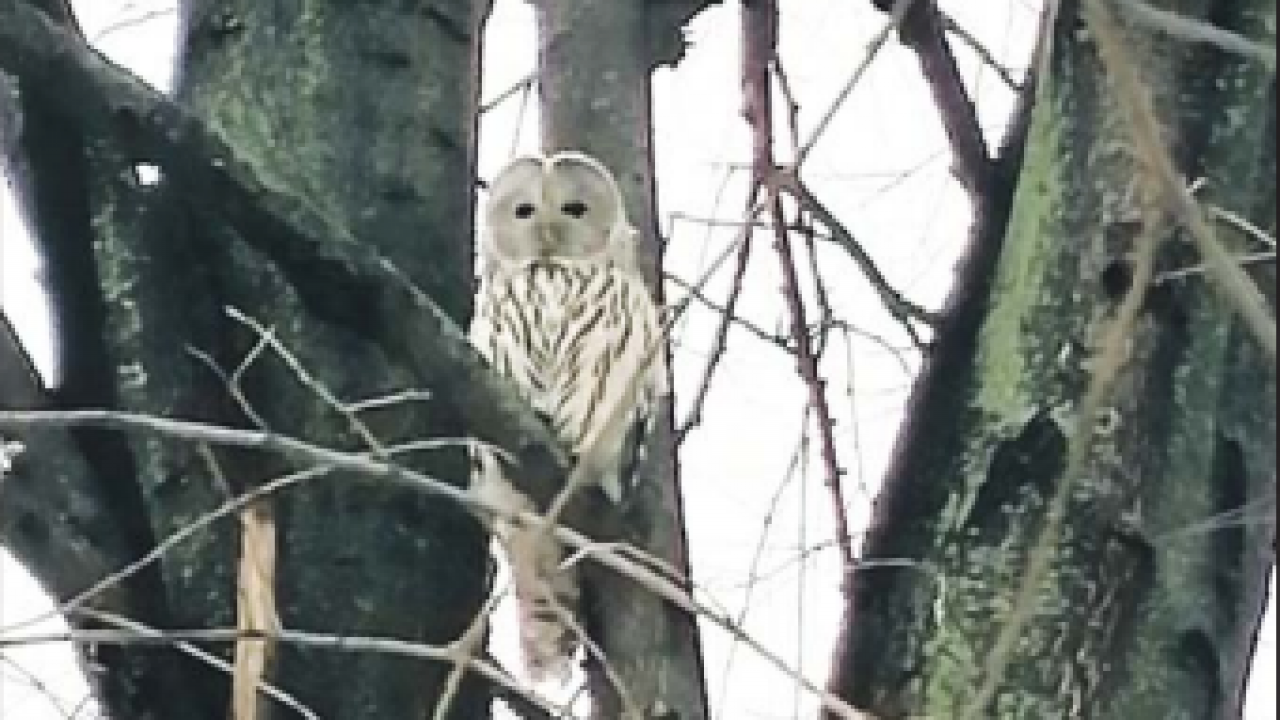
[
  {"x1": 532, "y1": 0, "x2": 716, "y2": 717},
  {"x1": 1, "y1": 3, "x2": 217, "y2": 717},
  {"x1": 830, "y1": 1, "x2": 1276, "y2": 718},
  {"x1": 156, "y1": 1, "x2": 494, "y2": 716},
  {"x1": 0, "y1": 0, "x2": 496, "y2": 717}
]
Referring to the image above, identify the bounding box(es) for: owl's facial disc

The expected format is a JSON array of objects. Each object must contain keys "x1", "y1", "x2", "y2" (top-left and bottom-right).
[
  {"x1": 483, "y1": 153, "x2": 629, "y2": 267},
  {"x1": 540, "y1": 156, "x2": 619, "y2": 259}
]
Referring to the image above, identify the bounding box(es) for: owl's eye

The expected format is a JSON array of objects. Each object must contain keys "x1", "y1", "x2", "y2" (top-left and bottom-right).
[
  {"x1": 515, "y1": 203, "x2": 536, "y2": 219},
  {"x1": 561, "y1": 201, "x2": 588, "y2": 218}
]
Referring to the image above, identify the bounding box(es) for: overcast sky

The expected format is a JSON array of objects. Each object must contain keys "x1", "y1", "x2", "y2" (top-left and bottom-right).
[{"x1": 1, "y1": 1, "x2": 1273, "y2": 718}]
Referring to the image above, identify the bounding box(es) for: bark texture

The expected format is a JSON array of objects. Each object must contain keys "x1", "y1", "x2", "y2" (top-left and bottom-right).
[
  {"x1": 1, "y1": 3, "x2": 209, "y2": 716},
  {"x1": 831, "y1": 2, "x2": 1276, "y2": 718},
  {"x1": 1, "y1": 0, "x2": 495, "y2": 717}
]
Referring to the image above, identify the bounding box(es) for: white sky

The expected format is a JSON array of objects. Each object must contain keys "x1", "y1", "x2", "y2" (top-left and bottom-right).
[{"x1": 0, "y1": 1, "x2": 1274, "y2": 718}]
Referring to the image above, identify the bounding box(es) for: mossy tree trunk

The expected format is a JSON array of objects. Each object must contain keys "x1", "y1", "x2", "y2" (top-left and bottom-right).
[
  {"x1": 2, "y1": 0, "x2": 494, "y2": 717},
  {"x1": 830, "y1": 2, "x2": 1275, "y2": 718}
]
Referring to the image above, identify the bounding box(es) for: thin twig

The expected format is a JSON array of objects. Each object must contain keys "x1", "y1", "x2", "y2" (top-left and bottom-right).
[
  {"x1": 742, "y1": 0, "x2": 856, "y2": 572},
  {"x1": 939, "y1": 11, "x2": 1024, "y2": 90},
  {"x1": 797, "y1": 0, "x2": 914, "y2": 165},
  {"x1": 432, "y1": 582, "x2": 538, "y2": 720},
  {"x1": 764, "y1": 195, "x2": 856, "y2": 571},
  {"x1": 0, "y1": 413, "x2": 474, "y2": 635},
  {"x1": 481, "y1": 72, "x2": 537, "y2": 114},
  {"x1": 1152, "y1": 495, "x2": 1277, "y2": 542},
  {"x1": 0, "y1": 408, "x2": 873, "y2": 718},
  {"x1": 713, "y1": 405, "x2": 810, "y2": 720},
  {"x1": 89, "y1": 8, "x2": 176, "y2": 44},
  {"x1": 826, "y1": 319, "x2": 915, "y2": 377},
  {"x1": 675, "y1": 206, "x2": 757, "y2": 443},
  {"x1": 1117, "y1": 0, "x2": 1276, "y2": 71},
  {"x1": 345, "y1": 390, "x2": 434, "y2": 413},
  {"x1": 1209, "y1": 205, "x2": 1277, "y2": 248},
  {"x1": 798, "y1": 215, "x2": 836, "y2": 356},
  {"x1": 226, "y1": 307, "x2": 390, "y2": 454},
  {"x1": 664, "y1": 273, "x2": 785, "y2": 350},
  {"x1": 771, "y1": 56, "x2": 802, "y2": 161},
  {"x1": 77, "y1": 609, "x2": 317, "y2": 720},
  {"x1": 23, "y1": 615, "x2": 565, "y2": 720},
  {"x1": 0, "y1": 653, "x2": 80, "y2": 719},
  {"x1": 779, "y1": 174, "x2": 935, "y2": 347},
  {"x1": 1156, "y1": 249, "x2": 1275, "y2": 283}
]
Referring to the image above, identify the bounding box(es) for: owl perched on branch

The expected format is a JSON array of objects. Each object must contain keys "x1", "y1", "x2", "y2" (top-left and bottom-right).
[{"x1": 468, "y1": 151, "x2": 667, "y2": 681}]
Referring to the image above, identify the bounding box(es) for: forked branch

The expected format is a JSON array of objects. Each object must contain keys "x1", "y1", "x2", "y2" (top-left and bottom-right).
[{"x1": 742, "y1": 0, "x2": 856, "y2": 571}]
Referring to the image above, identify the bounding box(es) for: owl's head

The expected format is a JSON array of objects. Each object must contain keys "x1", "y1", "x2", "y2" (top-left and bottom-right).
[{"x1": 482, "y1": 151, "x2": 637, "y2": 270}]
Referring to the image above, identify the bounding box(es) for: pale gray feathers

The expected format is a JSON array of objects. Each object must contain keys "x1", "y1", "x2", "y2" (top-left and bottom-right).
[{"x1": 468, "y1": 151, "x2": 666, "y2": 681}]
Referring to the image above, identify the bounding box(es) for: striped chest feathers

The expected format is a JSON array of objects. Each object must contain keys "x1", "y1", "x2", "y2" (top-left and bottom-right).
[{"x1": 493, "y1": 261, "x2": 637, "y2": 368}]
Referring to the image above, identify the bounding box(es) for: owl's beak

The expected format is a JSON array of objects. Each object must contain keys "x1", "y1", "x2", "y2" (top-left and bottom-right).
[{"x1": 536, "y1": 217, "x2": 561, "y2": 256}]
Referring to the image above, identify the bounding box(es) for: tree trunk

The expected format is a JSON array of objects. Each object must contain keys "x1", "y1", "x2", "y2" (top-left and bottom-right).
[
  {"x1": 2, "y1": 0, "x2": 494, "y2": 717},
  {"x1": 532, "y1": 0, "x2": 715, "y2": 717},
  {"x1": 2, "y1": 2, "x2": 214, "y2": 717},
  {"x1": 830, "y1": 1, "x2": 1275, "y2": 718}
]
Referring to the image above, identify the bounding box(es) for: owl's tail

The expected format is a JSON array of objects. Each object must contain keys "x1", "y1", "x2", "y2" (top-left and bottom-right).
[
  {"x1": 502, "y1": 518, "x2": 581, "y2": 682},
  {"x1": 469, "y1": 447, "x2": 581, "y2": 683}
]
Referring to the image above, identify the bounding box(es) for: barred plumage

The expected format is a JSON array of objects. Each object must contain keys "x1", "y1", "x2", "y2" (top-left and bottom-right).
[
  {"x1": 472, "y1": 261, "x2": 664, "y2": 500},
  {"x1": 468, "y1": 152, "x2": 666, "y2": 681}
]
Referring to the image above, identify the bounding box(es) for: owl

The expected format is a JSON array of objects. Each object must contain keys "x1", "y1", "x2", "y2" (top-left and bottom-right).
[{"x1": 468, "y1": 151, "x2": 667, "y2": 681}]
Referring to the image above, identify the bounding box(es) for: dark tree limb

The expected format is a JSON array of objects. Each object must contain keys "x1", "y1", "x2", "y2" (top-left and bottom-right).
[
  {"x1": 645, "y1": 0, "x2": 724, "y2": 67},
  {"x1": 871, "y1": 0, "x2": 992, "y2": 199},
  {"x1": 0, "y1": 4, "x2": 227, "y2": 716},
  {"x1": 939, "y1": 11, "x2": 1024, "y2": 91},
  {"x1": 0, "y1": 313, "x2": 42, "y2": 410},
  {"x1": 0, "y1": 0, "x2": 572, "y2": 511},
  {"x1": 741, "y1": 0, "x2": 857, "y2": 571}
]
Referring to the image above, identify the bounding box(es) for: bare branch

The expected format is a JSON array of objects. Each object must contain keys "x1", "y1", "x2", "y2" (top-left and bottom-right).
[
  {"x1": 743, "y1": 0, "x2": 856, "y2": 572},
  {"x1": 1209, "y1": 204, "x2": 1277, "y2": 249},
  {"x1": 881, "y1": 0, "x2": 992, "y2": 198},
  {"x1": 0, "y1": 408, "x2": 875, "y2": 719},
  {"x1": 675, "y1": 218, "x2": 757, "y2": 443},
  {"x1": 797, "y1": 0, "x2": 912, "y2": 165},
  {"x1": 939, "y1": 11, "x2": 1024, "y2": 91},
  {"x1": 89, "y1": 7, "x2": 176, "y2": 44},
  {"x1": 1117, "y1": 0, "x2": 1276, "y2": 71},
  {"x1": 81, "y1": 609, "x2": 317, "y2": 720},
  {"x1": 713, "y1": 405, "x2": 809, "y2": 716},
  {"x1": 481, "y1": 72, "x2": 536, "y2": 114},
  {"x1": 1156, "y1": 249, "x2": 1275, "y2": 283},
  {"x1": 778, "y1": 174, "x2": 936, "y2": 347},
  {"x1": 763, "y1": 196, "x2": 856, "y2": 571},
  {"x1": 19, "y1": 616, "x2": 564, "y2": 720},
  {"x1": 664, "y1": 273, "x2": 785, "y2": 351}
]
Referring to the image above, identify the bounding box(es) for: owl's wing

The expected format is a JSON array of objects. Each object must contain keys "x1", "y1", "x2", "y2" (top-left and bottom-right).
[
  {"x1": 558, "y1": 267, "x2": 666, "y2": 504},
  {"x1": 471, "y1": 272, "x2": 553, "y2": 414},
  {"x1": 594, "y1": 401, "x2": 655, "y2": 504}
]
